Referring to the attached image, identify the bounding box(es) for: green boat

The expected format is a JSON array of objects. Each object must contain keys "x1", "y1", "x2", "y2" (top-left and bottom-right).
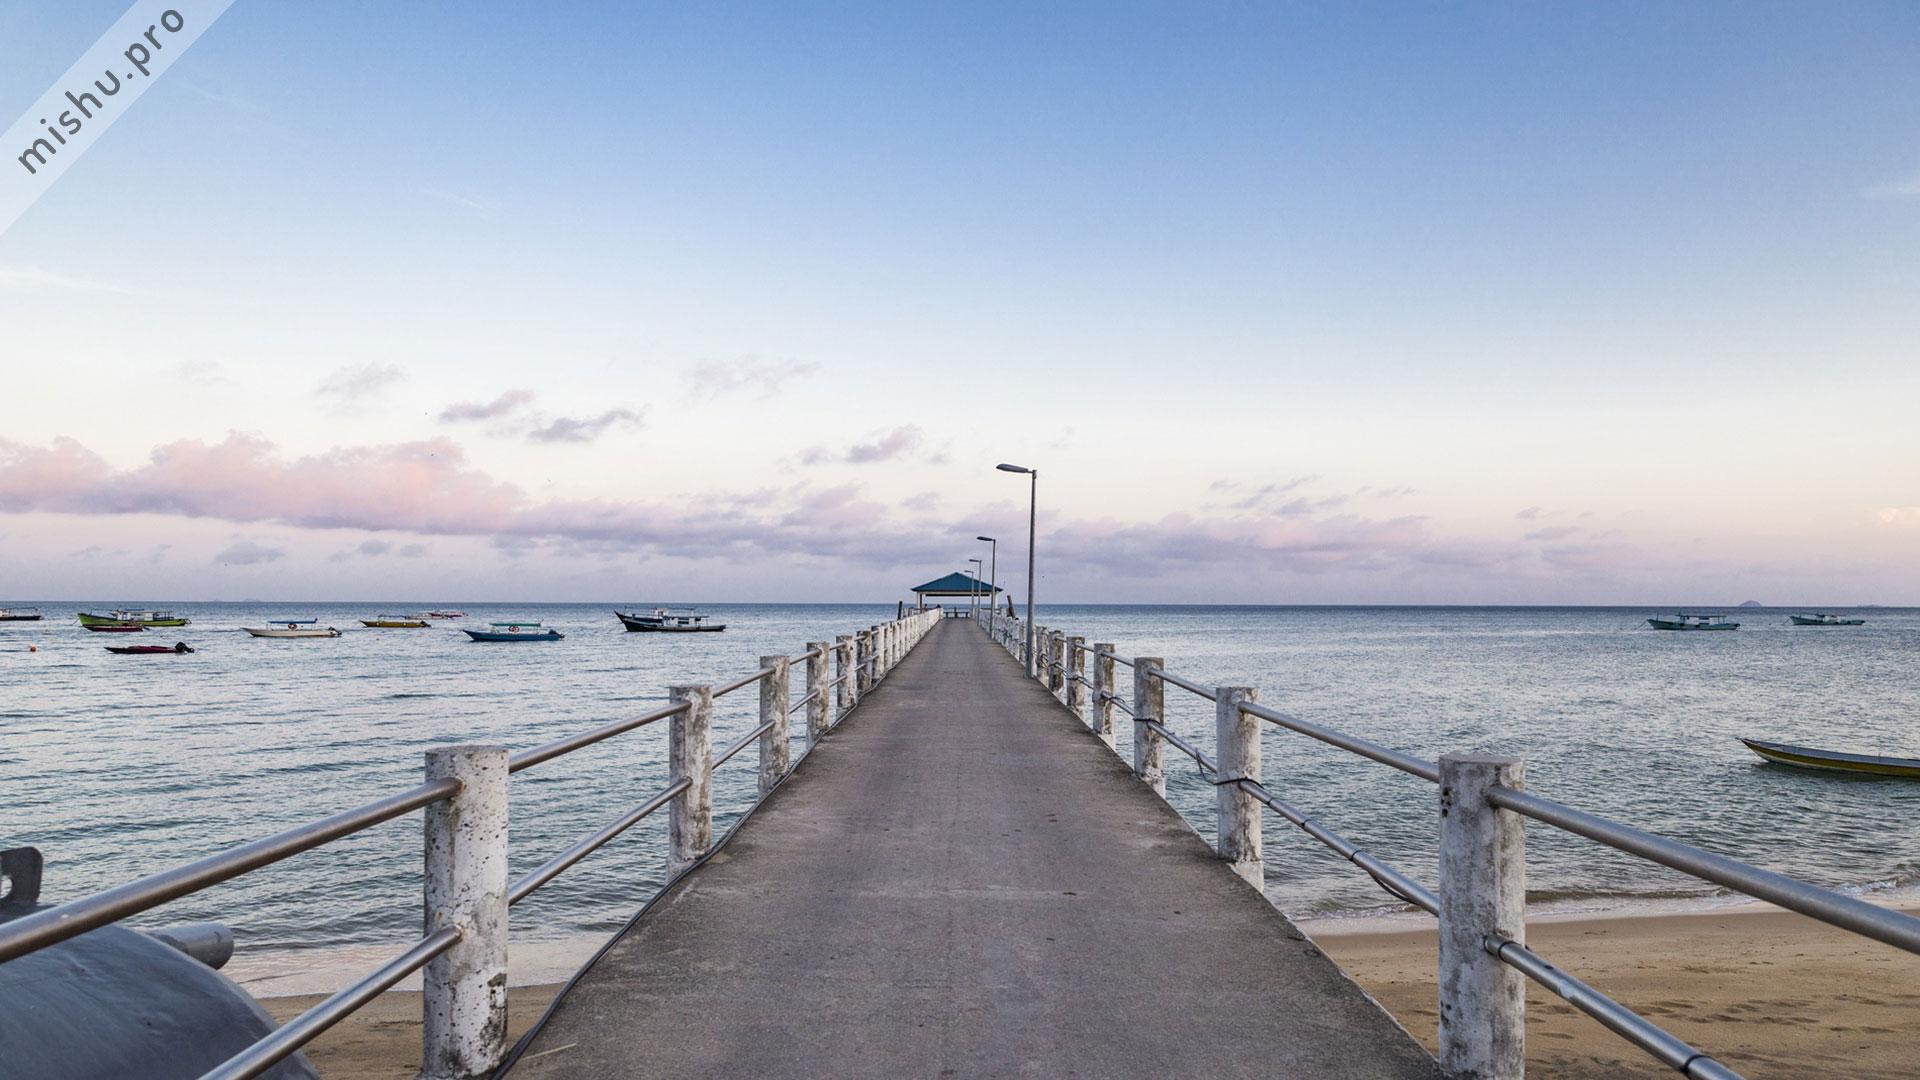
[
  {"x1": 1740, "y1": 738, "x2": 1920, "y2": 778},
  {"x1": 77, "y1": 609, "x2": 190, "y2": 628},
  {"x1": 1647, "y1": 613, "x2": 1738, "y2": 631}
]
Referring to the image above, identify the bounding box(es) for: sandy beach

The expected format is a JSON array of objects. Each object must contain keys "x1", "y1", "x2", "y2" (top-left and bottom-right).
[{"x1": 263, "y1": 903, "x2": 1919, "y2": 1078}]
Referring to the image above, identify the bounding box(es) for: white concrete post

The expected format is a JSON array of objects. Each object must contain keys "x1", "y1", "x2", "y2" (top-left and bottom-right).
[
  {"x1": 1066, "y1": 636, "x2": 1087, "y2": 712},
  {"x1": 1132, "y1": 658, "x2": 1166, "y2": 797},
  {"x1": 667, "y1": 684, "x2": 714, "y2": 872},
  {"x1": 857, "y1": 630, "x2": 875, "y2": 694},
  {"x1": 1092, "y1": 643, "x2": 1117, "y2": 745},
  {"x1": 1438, "y1": 754, "x2": 1527, "y2": 1080},
  {"x1": 835, "y1": 634, "x2": 855, "y2": 714},
  {"x1": 420, "y1": 745, "x2": 508, "y2": 1080},
  {"x1": 1049, "y1": 632, "x2": 1065, "y2": 695},
  {"x1": 758, "y1": 656, "x2": 791, "y2": 796},
  {"x1": 1215, "y1": 687, "x2": 1262, "y2": 890},
  {"x1": 1029, "y1": 625, "x2": 1044, "y2": 679},
  {"x1": 806, "y1": 641, "x2": 830, "y2": 742}
]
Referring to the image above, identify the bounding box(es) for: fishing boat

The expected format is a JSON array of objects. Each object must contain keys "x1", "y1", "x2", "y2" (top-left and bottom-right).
[
  {"x1": 1739, "y1": 737, "x2": 1920, "y2": 778},
  {"x1": 361, "y1": 616, "x2": 430, "y2": 628},
  {"x1": 424, "y1": 610, "x2": 467, "y2": 619},
  {"x1": 105, "y1": 642, "x2": 194, "y2": 655},
  {"x1": 1647, "y1": 613, "x2": 1739, "y2": 631},
  {"x1": 0, "y1": 607, "x2": 43, "y2": 621},
  {"x1": 463, "y1": 621, "x2": 563, "y2": 642},
  {"x1": 83, "y1": 623, "x2": 146, "y2": 633},
  {"x1": 615, "y1": 608, "x2": 726, "y2": 633},
  {"x1": 1789, "y1": 613, "x2": 1865, "y2": 626},
  {"x1": 78, "y1": 609, "x2": 189, "y2": 628},
  {"x1": 244, "y1": 622, "x2": 342, "y2": 638}
]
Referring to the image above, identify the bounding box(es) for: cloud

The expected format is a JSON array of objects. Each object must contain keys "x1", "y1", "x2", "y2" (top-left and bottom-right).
[
  {"x1": 526, "y1": 408, "x2": 645, "y2": 443},
  {"x1": 1515, "y1": 506, "x2": 1544, "y2": 520},
  {"x1": 803, "y1": 426, "x2": 927, "y2": 465},
  {"x1": 162, "y1": 360, "x2": 230, "y2": 387},
  {"x1": 315, "y1": 363, "x2": 403, "y2": 403},
  {"x1": 685, "y1": 357, "x2": 819, "y2": 401},
  {"x1": 214, "y1": 539, "x2": 286, "y2": 566},
  {"x1": 439, "y1": 389, "x2": 535, "y2": 423},
  {"x1": 1875, "y1": 507, "x2": 1920, "y2": 529},
  {"x1": 1864, "y1": 171, "x2": 1920, "y2": 199},
  {"x1": 357, "y1": 539, "x2": 393, "y2": 556},
  {"x1": 398, "y1": 542, "x2": 429, "y2": 557},
  {"x1": 421, "y1": 188, "x2": 502, "y2": 214},
  {"x1": 1524, "y1": 526, "x2": 1581, "y2": 542},
  {"x1": 0, "y1": 265, "x2": 134, "y2": 294}
]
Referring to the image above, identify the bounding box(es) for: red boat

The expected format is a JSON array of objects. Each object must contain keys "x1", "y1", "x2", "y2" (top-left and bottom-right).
[
  {"x1": 85, "y1": 623, "x2": 146, "y2": 633},
  {"x1": 106, "y1": 643, "x2": 194, "y2": 655}
]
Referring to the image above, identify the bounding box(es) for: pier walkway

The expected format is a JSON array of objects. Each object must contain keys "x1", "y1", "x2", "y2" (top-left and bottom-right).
[{"x1": 508, "y1": 620, "x2": 1438, "y2": 1078}]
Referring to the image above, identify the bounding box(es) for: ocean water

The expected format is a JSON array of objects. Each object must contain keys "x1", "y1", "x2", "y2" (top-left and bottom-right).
[{"x1": 5, "y1": 603, "x2": 1918, "y2": 978}]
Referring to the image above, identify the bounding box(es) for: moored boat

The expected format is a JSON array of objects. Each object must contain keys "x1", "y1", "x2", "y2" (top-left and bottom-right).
[
  {"x1": 1739, "y1": 737, "x2": 1920, "y2": 778},
  {"x1": 1647, "y1": 613, "x2": 1739, "y2": 631},
  {"x1": 463, "y1": 621, "x2": 563, "y2": 642},
  {"x1": 1789, "y1": 613, "x2": 1865, "y2": 626},
  {"x1": 244, "y1": 622, "x2": 342, "y2": 638},
  {"x1": 84, "y1": 623, "x2": 146, "y2": 633},
  {"x1": 361, "y1": 616, "x2": 430, "y2": 628},
  {"x1": 424, "y1": 610, "x2": 467, "y2": 619},
  {"x1": 79, "y1": 609, "x2": 189, "y2": 628},
  {"x1": 615, "y1": 607, "x2": 726, "y2": 633},
  {"x1": 106, "y1": 642, "x2": 194, "y2": 655},
  {"x1": 0, "y1": 607, "x2": 43, "y2": 621}
]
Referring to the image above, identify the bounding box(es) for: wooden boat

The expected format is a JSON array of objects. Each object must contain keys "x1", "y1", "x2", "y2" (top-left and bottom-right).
[
  {"x1": 1739, "y1": 737, "x2": 1920, "y2": 778},
  {"x1": 615, "y1": 608, "x2": 726, "y2": 633},
  {"x1": 0, "y1": 607, "x2": 43, "y2": 621},
  {"x1": 84, "y1": 623, "x2": 146, "y2": 633},
  {"x1": 424, "y1": 610, "x2": 466, "y2": 619},
  {"x1": 244, "y1": 623, "x2": 342, "y2": 638},
  {"x1": 79, "y1": 609, "x2": 189, "y2": 628},
  {"x1": 1647, "y1": 613, "x2": 1738, "y2": 631},
  {"x1": 1789, "y1": 613, "x2": 1865, "y2": 626},
  {"x1": 361, "y1": 616, "x2": 430, "y2": 628},
  {"x1": 464, "y1": 622, "x2": 563, "y2": 642},
  {"x1": 106, "y1": 642, "x2": 194, "y2": 655}
]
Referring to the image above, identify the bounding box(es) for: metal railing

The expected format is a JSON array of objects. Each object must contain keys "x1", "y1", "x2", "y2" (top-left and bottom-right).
[
  {"x1": 978, "y1": 611, "x2": 1918, "y2": 1080},
  {"x1": 0, "y1": 608, "x2": 942, "y2": 1080}
]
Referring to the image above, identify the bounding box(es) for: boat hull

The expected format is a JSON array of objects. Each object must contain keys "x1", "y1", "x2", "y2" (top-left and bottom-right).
[
  {"x1": 361, "y1": 620, "x2": 430, "y2": 628},
  {"x1": 619, "y1": 621, "x2": 727, "y2": 633},
  {"x1": 1740, "y1": 738, "x2": 1920, "y2": 778},
  {"x1": 1789, "y1": 615, "x2": 1865, "y2": 626},
  {"x1": 244, "y1": 627, "x2": 342, "y2": 638},
  {"x1": 0, "y1": 614, "x2": 43, "y2": 621},
  {"x1": 84, "y1": 624, "x2": 146, "y2": 633},
  {"x1": 463, "y1": 628, "x2": 564, "y2": 642},
  {"x1": 1647, "y1": 618, "x2": 1738, "y2": 630},
  {"x1": 78, "y1": 612, "x2": 188, "y2": 627},
  {"x1": 106, "y1": 645, "x2": 192, "y2": 655}
]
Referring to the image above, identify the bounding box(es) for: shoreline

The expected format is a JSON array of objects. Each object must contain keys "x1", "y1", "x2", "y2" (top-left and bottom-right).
[{"x1": 258, "y1": 902, "x2": 1920, "y2": 1079}]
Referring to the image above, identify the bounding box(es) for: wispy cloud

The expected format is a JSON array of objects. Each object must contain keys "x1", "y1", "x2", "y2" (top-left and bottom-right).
[
  {"x1": 0, "y1": 265, "x2": 135, "y2": 294},
  {"x1": 685, "y1": 357, "x2": 818, "y2": 401},
  {"x1": 526, "y1": 408, "x2": 645, "y2": 443},
  {"x1": 421, "y1": 188, "x2": 502, "y2": 214},
  {"x1": 1864, "y1": 170, "x2": 1920, "y2": 199},
  {"x1": 801, "y1": 425, "x2": 926, "y2": 465},
  {"x1": 440, "y1": 389, "x2": 535, "y2": 423},
  {"x1": 214, "y1": 539, "x2": 285, "y2": 566},
  {"x1": 315, "y1": 363, "x2": 404, "y2": 403}
]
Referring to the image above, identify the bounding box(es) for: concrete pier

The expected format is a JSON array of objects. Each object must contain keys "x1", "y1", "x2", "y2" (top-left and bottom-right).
[{"x1": 509, "y1": 620, "x2": 1436, "y2": 1078}]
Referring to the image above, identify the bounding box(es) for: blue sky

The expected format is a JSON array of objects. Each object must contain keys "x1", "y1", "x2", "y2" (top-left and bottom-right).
[{"x1": 2, "y1": 2, "x2": 1918, "y2": 602}]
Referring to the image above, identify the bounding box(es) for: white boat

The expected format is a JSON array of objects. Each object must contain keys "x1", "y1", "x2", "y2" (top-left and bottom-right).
[
  {"x1": 243, "y1": 622, "x2": 342, "y2": 639},
  {"x1": 1647, "y1": 613, "x2": 1739, "y2": 631},
  {"x1": 615, "y1": 607, "x2": 726, "y2": 633}
]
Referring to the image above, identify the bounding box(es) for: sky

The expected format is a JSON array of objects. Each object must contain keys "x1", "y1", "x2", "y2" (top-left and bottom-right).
[{"x1": 1, "y1": 1, "x2": 1917, "y2": 604}]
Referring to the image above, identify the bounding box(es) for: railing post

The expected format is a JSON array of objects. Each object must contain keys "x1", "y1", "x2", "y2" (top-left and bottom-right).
[
  {"x1": 1049, "y1": 632, "x2": 1065, "y2": 695},
  {"x1": 1066, "y1": 636, "x2": 1086, "y2": 712},
  {"x1": 758, "y1": 657, "x2": 791, "y2": 796},
  {"x1": 420, "y1": 745, "x2": 508, "y2": 1080},
  {"x1": 1030, "y1": 625, "x2": 1044, "y2": 679},
  {"x1": 667, "y1": 684, "x2": 714, "y2": 872},
  {"x1": 1438, "y1": 754, "x2": 1527, "y2": 1080},
  {"x1": 806, "y1": 642, "x2": 830, "y2": 741},
  {"x1": 836, "y1": 634, "x2": 855, "y2": 712},
  {"x1": 1092, "y1": 643, "x2": 1116, "y2": 745},
  {"x1": 1132, "y1": 657, "x2": 1165, "y2": 797},
  {"x1": 1214, "y1": 687, "x2": 1262, "y2": 890}
]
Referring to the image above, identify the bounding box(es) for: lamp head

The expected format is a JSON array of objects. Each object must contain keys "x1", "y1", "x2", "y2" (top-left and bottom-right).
[
  {"x1": 976, "y1": 535, "x2": 995, "y2": 542},
  {"x1": 995, "y1": 463, "x2": 1031, "y2": 474}
]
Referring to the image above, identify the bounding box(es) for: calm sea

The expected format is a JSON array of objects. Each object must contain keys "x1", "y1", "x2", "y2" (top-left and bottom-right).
[{"x1": 5, "y1": 603, "x2": 1918, "y2": 982}]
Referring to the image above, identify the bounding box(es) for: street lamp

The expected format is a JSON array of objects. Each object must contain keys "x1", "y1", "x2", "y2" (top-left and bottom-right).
[
  {"x1": 968, "y1": 558, "x2": 984, "y2": 620},
  {"x1": 976, "y1": 535, "x2": 997, "y2": 634},
  {"x1": 996, "y1": 463, "x2": 1037, "y2": 676}
]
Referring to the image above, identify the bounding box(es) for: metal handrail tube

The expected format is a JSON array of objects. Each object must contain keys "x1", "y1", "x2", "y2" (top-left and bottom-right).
[
  {"x1": 1488, "y1": 785, "x2": 1920, "y2": 955},
  {"x1": 787, "y1": 687, "x2": 820, "y2": 714},
  {"x1": 0, "y1": 777, "x2": 460, "y2": 964},
  {"x1": 508, "y1": 779, "x2": 690, "y2": 906},
  {"x1": 715, "y1": 665, "x2": 778, "y2": 699},
  {"x1": 712, "y1": 721, "x2": 776, "y2": 769},
  {"x1": 1236, "y1": 700, "x2": 1441, "y2": 783},
  {"x1": 790, "y1": 645, "x2": 825, "y2": 663},
  {"x1": 1237, "y1": 779, "x2": 1439, "y2": 915},
  {"x1": 508, "y1": 700, "x2": 689, "y2": 773},
  {"x1": 1486, "y1": 936, "x2": 1743, "y2": 1080},
  {"x1": 1094, "y1": 649, "x2": 1135, "y2": 668},
  {"x1": 1145, "y1": 720, "x2": 1216, "y2": 774},
  {"x1": 1154, "y1": 668, "x2": 1218, "y2": 701},
  {"x1": 199, "y1": 926, "x2": 462, "y2": 1080}
]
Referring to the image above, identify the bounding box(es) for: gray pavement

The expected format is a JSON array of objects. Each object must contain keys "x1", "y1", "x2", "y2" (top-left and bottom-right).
[{"x1": 507, "y1": 619, "x2": 1438, "y2": 1079}]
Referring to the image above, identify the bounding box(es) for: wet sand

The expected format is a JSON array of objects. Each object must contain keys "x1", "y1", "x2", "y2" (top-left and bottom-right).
[{"x1": 263, "y1": 906, "x2": 1920, "y2": 1078}]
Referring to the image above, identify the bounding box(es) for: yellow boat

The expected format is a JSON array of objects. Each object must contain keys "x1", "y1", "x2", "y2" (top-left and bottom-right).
[
  {"x1": 1739, "y1": 738, "x2": 1920, "y2": 778},
  {"x1": 360, "y1": 616, "x2": 430, "y2": 629}
]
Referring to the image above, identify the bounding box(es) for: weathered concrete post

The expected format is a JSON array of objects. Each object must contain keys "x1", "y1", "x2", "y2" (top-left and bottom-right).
[
  {"x1": 1214, "y1": 687, "x2": 1262, "y2": 890},
  {"x1": 857, "y1": 630, "x2": 875, "y2": 695},
  {"x1": 834, "y1": 634, "x2": 855, "y2": 714},
  {"x1": 667, "y1": 685, "x2": 714, "y2": 872},
  {"x1": 1066, "y1": 636, "x2": 1087, "y2": 712},
  {"x1": 1092, "y1": 643, "x2": 1117, "y2": 745},
  {"x1": 806, "y1": 642, "x2": 830, "y2": 741},
  {"x1": 1132, "y1": 658, "x2": 1166, "y2": 797},
  {"x1": 1030, "y1": 625, "x2": 1044, "y2": 679},
  {"x1": 757, "y1": 657, "x2": 791, "y2": 796},
  {"x1": 1049, "y1": 632, "x2": 1065, "y2": 695},
  {"x1": 420, "y1": 745, "x2": 508, "y2": 1080},
  {"x1": 1438, "y1": 754, "x2": 1527, "y2": 1080}
]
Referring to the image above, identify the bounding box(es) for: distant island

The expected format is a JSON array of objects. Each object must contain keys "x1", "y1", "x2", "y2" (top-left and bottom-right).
[{"x1": 1738, "y1": 600, "x2": 1764, "y2": 607}]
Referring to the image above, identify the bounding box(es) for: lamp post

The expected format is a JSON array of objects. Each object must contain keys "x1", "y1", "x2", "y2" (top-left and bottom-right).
[
  {"x1": 996, "y1": 463, "x2": 1037, "y2": 677},
  {"x1": 968, "y1": 558, "x2": 984, "y2": 620},
  {"x1": 976, "y1": 535, "x2": 997, "y2": 634}
]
